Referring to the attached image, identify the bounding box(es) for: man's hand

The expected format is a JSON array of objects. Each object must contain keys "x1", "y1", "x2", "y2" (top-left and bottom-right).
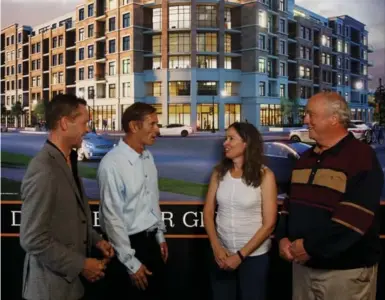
[
  {"x1": 223, "y1": 254, "x2": 242, "y2": 271},
  {"x1": 160, "y1": 242, "x2": 168, "y2": 263},
  {"x1": 279, "y1": 238, "x2": 294, "y2": 262},
  {"x1": 130, "y1": 264, "x2": 153, "y2": 290},
  {"x1": 96, "y1": 240, "x2": 114, "y2": 263},
  {"x1": 290, "y1": 239, "x2": 310, "y2": 264},
  {"x1": 81, "y1": 258, "x2": 106, "y2": 282}
]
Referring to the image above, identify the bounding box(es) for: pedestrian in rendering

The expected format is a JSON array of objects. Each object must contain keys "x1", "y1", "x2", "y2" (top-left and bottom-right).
[
  {"x1": 276, "y1": 91, "x2": 383, "y2": 300},
  {"x1": 19, "y1": 94, "x2": 114, "y2": 300},
  {"x1": 97, "y1": 102, "x2": 168, "y2": 300},
  {"x1": 203, "y1": 121, "x2": 278, "y2": 300}
]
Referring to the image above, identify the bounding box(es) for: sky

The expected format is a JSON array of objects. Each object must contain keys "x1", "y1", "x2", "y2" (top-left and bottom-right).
[{"x1": 1, "y1": 0, "x2": 384, "y2": 89}]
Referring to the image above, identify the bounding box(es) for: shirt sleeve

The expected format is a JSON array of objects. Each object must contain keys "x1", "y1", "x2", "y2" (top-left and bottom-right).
[
  {"x1": 97, "y1": 160, "x2": 142, "y2": 274},
  {"x1": 303, "y1": 151, "x2": 384, "y2": 259}
]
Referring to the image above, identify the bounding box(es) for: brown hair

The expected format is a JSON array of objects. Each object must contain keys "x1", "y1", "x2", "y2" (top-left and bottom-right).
[
  {"x1": 121, "y1": 102, "x2": 156, "y2": 133},
  {"x1": 215, "y1": 122, "x2": 265, "y2": 187}
]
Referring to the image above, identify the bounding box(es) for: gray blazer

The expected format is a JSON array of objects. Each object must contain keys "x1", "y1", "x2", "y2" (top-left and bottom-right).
[{"x1": 20, "y1": 142, "x2": 102, "y2": 300}]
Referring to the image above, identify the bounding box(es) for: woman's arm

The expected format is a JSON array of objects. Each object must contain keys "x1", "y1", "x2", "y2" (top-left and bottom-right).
[
  {"x1": 239, "y1": 168, "x2": 278, "y2": 258},
  {"x1": 203, "y1": 170, "x2": 221, "y2": 249}
]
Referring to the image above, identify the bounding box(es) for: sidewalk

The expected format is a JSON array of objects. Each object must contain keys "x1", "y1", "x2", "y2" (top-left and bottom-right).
[{"x1": 0, "y1": 167, "x2": 201, "y2": 201}]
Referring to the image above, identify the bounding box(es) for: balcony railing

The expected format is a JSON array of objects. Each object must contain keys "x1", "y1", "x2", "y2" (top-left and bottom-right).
[{"x1": 368, "y1": 44, "x2": 374, "y2": 52}]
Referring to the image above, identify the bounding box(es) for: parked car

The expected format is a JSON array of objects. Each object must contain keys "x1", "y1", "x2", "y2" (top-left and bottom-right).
[
  {"x1": 159, "y1": 124, "x2": 193, "y2": 137},
  {"x1": 350, "y1": 119, "x2": 370, "y2": 130},
  {"x1": 263, "y1": 141, "x2": 312, "y2": 194},
  {"x1": 77, "y1": 132, "x2": 115, "y2": 161},
  {"x1": 1, "y1": 125, "x2": 8, "y2": 132},
  {"x1": 289, "y1": 123, "x2": 367, "y2": 143}
]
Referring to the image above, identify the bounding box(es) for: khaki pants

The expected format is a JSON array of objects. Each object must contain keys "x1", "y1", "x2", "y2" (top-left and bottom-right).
[{"x1": 292, "y1": 263, "x2": 378, "y2": 300}]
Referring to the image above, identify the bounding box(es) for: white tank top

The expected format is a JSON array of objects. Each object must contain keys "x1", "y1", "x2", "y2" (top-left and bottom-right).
[{"x1": 215, "y1": 171, "x2": 271, "y2": 256}]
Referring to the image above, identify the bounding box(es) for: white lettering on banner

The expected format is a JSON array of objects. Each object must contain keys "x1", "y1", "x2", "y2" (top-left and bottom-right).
[
  {"x1": 93, "y1": 211, "x2": 100, "y2": 227},
  {"x1": 11, "y1": 210, "x2": 21, "y2": 226},
  {"x1": 182, "y1": 211, "x2": 204, "y2": 228},
  {"x1": 162, "y1": 211, "x2": 175, "y2": 228}
]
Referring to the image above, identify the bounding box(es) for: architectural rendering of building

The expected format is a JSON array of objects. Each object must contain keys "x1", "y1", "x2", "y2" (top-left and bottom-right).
[{"x1": 1, "y1": 0, "x2": 375, "y2": 131}]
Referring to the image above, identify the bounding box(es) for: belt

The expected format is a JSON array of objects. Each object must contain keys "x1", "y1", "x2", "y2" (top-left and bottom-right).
[{"x1": 130, "y1": 229, "x2": 157, "y2": 239}]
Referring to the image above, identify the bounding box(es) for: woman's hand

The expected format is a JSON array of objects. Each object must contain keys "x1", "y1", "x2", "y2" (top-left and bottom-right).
[{"x1": 212, "y1": 244, "x2": 231, "y2": 269}]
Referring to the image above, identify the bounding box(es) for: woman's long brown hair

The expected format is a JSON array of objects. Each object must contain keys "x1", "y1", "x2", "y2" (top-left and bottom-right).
[{"x1": 215, "y1": 122, "x2": 265, "y2": 187}]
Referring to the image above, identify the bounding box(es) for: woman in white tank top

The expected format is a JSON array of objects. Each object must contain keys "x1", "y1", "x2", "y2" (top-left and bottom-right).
[{"x1": 203, "y1": 122, "x2": 278, "y2": 300}]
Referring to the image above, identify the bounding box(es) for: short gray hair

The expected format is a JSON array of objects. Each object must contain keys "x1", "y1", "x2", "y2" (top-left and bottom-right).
[{"x1": 321, "y1": 92, "x2": 350, "y2": 128}]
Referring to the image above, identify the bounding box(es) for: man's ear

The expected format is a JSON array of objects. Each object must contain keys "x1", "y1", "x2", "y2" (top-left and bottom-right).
[
  {"x1": 58, "y1": 117, "x2": 68, "y2": 131},
  {"x1": 129, "y1": 120, "x2": 140, "y2": 133}
]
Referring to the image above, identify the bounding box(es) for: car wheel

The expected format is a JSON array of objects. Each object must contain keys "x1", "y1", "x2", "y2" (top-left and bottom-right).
[
  {"x1": 181, "y1": 130, "x2": 188, "y2": 137},
  {"x1": 290, "y1": 135, "x2": 301, "y2": 142}
]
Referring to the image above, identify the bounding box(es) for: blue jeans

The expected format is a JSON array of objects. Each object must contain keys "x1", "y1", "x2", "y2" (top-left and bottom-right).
[{"x1": 210, "y1": 252, "x2": 270, "y2": 300}]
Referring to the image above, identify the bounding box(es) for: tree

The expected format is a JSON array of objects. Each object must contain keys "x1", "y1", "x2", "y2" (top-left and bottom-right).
[
  {"x1": 11, "y1": 101, "x2": 23, "y2": 127},
  {"x1": 34, "y1": 101, "x2": 46, "y2": 121},
  {"x1": 280, "y1": 97, "x2": 300, "y2": 125}
]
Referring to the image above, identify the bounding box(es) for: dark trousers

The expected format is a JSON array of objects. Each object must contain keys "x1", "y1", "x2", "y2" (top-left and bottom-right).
[
  {"x1": 104, "y1": 231, "x2": 167, "y2": 300},
  {"x1": 210, "y1": 252, "x2": 269, "y2": 300}
]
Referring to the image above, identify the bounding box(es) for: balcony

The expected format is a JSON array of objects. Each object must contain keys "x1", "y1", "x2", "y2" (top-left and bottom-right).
[
  {"x1": 368, "y1": 74, "x2": 374, "y2": 80},
  {"x1": 368, "y1": 60, "x2": 374, "y2": 67},
  {"x1": 368, "y1": 44, "x2": 374, "y2": 52}
]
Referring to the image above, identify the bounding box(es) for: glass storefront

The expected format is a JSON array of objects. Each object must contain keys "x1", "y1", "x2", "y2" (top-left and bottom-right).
[
  {"x1": 260, "y1": 104, "x2": 282, "y2": 126},
  {"x1": 168, "y1": 104, "x2": 190, "y2": 125},
  {"x1": 197, "y1": 104, "x2": 218, "y2": 131},
  {"x1": 224, "y1": 104, "x2": 241, "y2": 129},
  {"x1": 91, "y1": 105, "x2": 116, "y2": 130}
]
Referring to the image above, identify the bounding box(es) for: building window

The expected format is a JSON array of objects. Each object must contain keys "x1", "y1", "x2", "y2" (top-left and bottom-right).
[
  {"x1": 79, "y1": 8, "x2": 84, "y2": 21},
  {"x1": 197, "y1": 56, "x2": 217, "y2": 68},
  {"x1": 58, "y1": 35, "x2": 63, "y2": 46},
  {"x1": 78, "y1": 68, "x2": 84, "y2": 80},
  {"x1": 152, "y1": 82, "x2": 162, "y2": 96},
  {"x1": 344, "y1": 42, "x2": 349, "y2": 54},
  {"x1": 152, "y1": 35, "x2": 161, "y2": 54},
  {"x1": 88, "y1": 66, "x2": 94, "y2": 79},
  {"x1": 169, "y1": 33, "x2": 191, "y2": 52},
  {"x1": 58, "y1": 72, "x2": 64, "y2": 83},
  {"x1": 88, "y1": 45, "x2": 94, "y2": 58},
  {"x1": 259, "y1": 34, "x2": 266, "y2": 50},
  {"x1": 197, "y1": 81, "x2": 217, "y2": 95},
  {"x1": 122, "y1": 36, "x2": 130, "y2": 51},
  {"x1": 169, "y1": 56, "x2": 190, "y2": 69},
  {"x1": 279, "y1": 62, "x2": 286, "y2": 76},
  {"x1": 224, "y1": 34, "x2": 231, "y2": 53},
  {"x1": 153, "y1": 8, "x2": 162, "y2": 30},
  {"x1": 280, "y1": 84, "x2": 285, "y2": 97},
  {"x1": 279, "y1": 40, "x2": 286, "y2": 55},
  {"x1": 79, "y1": 48, "x2": 84, "y2": 60},
  {"x1": 224, "y1": 8, "x2": 232, "y2": 29},
  {"x1": 122, "y1": 58, "x2": 130, "y2": 74},
  {"x1": 109, "y1": 40, "x2": 116, "y2": 53},
  {"x1": 169, "y1": 81, "x2": 191, "y2": 96},
  {"x1": 122, "y1": 13, "x2": 130, "y2": 28},
  {"x1": 52, "y1": 37, "x2": 58, "y2": 48},
  {"x1": 169, "y1": 104, "x2": 191, "y2": 125},
  {"x1": 196, "y1": 33, "x2": 217, "y2": 52},
  {"x1": 260, "y1": 104, "x2": 282, "y2": 126},
  {"x1": 88, "y1": 24, "x2": 94, "y2": 37},
  {"x1": 279, "y1": 0, "x2": 285, "y2": 11},
  {"x1": 258, "y1": 10, "x2": 267, "y2": 28},
  {"x1": 122, "y1": 82, "x2": 130, "y2": 97},
  {"x1": 196, "y1": 5, "x2": 217, "y2": 28},
  {"x1": 258, "y1": 57, "x2": 266, "y2": 73},
  {"x1": 279, "y1": 19, "x2": 285, "y2": 33},
  {"x1": 259, "y1": 82, "x2": 266, "y2": 96},
  {"x1": 299, "y1": 66, "x2": 305, "y2": 78},
  {"x1": 337, "y1": 73, "x2": 342, "y2": 85},
  {"x1": 109, "y1": 84, "x2": 116, "y2": 98},
  {"x1": 225, "y1": 104, "x2": 241, "y2": 129},
  {"x1": 225, "y1": 57, "x2": 232, "y2": 69},
  {"x1": 58, "y1": 54, "x2": 63, "y2": 65},
  {"x1": 79, "y1": 28, "x2": 85, "y2": 41},
  {"x1": 169, "y1": 6, "x2": 190, "y2": 29},
  {"x1": 109, "y1": 61, "x2": 116, "y2": 75},
  {"x1": 109, "y1": 17, "x2": 116, "y2": 31},
  {"x1": 88, "y1": 4, "x2": 94, "y2": 17}
]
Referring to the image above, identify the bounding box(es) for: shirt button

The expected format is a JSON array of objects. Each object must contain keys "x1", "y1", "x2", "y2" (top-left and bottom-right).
[{"x1": 317, "y1": 160, "x2": 320, "y2": 163}]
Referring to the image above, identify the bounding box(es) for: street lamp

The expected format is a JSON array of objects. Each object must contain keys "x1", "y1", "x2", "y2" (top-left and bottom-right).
[{"x1": 88, "y1": 88, "x2": 95, "y2": 133}]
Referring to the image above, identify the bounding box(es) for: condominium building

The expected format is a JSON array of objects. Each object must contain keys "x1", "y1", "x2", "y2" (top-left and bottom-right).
[{"x1": 1, "y1": 0, "x2": 374, "y2": 131}]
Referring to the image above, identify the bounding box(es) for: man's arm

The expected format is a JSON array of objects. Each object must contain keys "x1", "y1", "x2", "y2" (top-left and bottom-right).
[
  {"x1": 97, "y1": 161, "x2": 141, "y2": 274},
  {"x1": 303, "y1": 152, "x2": 384, "y2": 259},
  {"x1": 20, "y1": 165, "x2": 85, "y2": 283}
]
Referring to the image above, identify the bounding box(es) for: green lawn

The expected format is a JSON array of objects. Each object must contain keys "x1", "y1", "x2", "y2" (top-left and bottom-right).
[
  {"x1": 1, "y1": 178, "x2": 22, "y2": 199},
  {"x1": 1, "y1": 151, "x2": 207, "y2": 199}
]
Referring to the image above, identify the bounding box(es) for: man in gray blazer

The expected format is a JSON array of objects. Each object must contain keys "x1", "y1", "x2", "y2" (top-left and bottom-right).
[{"x1": 20, "y1": 94, "x2": 114, "y2": 300}]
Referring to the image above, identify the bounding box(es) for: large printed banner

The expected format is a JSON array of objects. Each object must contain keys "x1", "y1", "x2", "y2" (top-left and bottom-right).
[{"x1": 2, "y1": 200, "x2": 385, "y2": 238}]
